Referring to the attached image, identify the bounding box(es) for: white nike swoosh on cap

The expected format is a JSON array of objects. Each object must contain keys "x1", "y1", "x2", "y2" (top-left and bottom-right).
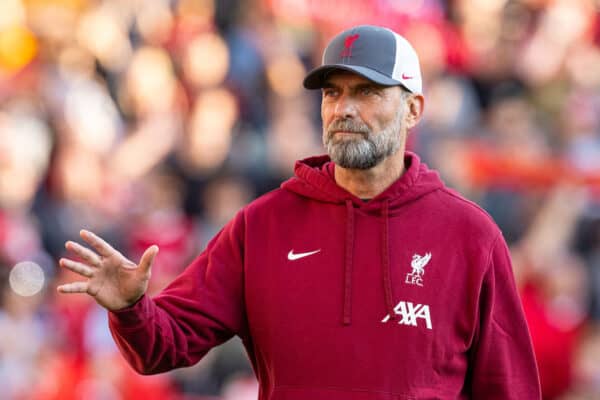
[{"x1": 287, "y1": 249, "x2": 321, "y2": 261}]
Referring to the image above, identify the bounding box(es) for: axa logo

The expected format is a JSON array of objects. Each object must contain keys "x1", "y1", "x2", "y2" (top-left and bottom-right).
[
  {"x1": 340, "y1": 34, "x2": 360, "y2": 57},
  {"x1": 381, "y1": 301, "x2": 432, "y2": 330},
  {"x1": 406, "y1": 252, "x2": 431, "y2": 287}
]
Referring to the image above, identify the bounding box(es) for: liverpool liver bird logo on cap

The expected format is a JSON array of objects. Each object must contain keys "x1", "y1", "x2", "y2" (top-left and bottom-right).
[{"x1": 340, "y1": 34, "x2": 360, "y2": 57}]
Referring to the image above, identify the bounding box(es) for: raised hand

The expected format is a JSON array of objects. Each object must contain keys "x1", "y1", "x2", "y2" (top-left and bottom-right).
[{"x1": 57, "y1": 229, "x2": 159, "y2": 311}]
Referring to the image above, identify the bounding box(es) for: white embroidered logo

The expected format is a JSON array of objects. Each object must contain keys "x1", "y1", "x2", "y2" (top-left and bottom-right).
[
  {"x1": 287, "y1": 249, "x2": 321, "y2": 261},
  {"x1": 381, "y1": 301, "x2": 433, "y2": 330},
  {"x1": 405, "y1": 252, "x2": 431, "y2": 287}
]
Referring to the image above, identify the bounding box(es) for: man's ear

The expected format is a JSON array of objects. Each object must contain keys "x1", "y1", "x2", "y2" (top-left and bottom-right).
[{"x1": 405, "y1": 94, "x2": 425, "y2": 130}]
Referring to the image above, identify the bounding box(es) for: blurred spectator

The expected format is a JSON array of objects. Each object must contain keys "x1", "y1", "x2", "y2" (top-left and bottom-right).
[{"x1": 0, "y1": 274, "x2": 47, "y2": 399}]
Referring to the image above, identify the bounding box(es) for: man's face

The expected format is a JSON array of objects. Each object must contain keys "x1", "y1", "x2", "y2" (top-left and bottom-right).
[{"x1": 321, "y1": 71, "x2": 407, "y2": 169}]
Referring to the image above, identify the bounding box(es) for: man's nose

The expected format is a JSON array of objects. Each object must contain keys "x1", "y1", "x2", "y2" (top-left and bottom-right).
[{"x1": 334, "y1": 94, "x2": 358, "y2": 119}]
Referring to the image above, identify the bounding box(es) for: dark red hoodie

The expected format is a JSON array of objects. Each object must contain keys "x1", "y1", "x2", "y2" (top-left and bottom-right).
[{"x1": 109, "y1": 152, "x2": 541, "y2": 399}]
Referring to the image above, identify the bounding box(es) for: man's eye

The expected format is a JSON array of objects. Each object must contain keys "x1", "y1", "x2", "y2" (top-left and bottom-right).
[
  {"x1": 323, "y1": 89, "x2": 337, "y2": 97},
  {"x1": 361, "y1": 87, "x2": 373, "y2": 95}
]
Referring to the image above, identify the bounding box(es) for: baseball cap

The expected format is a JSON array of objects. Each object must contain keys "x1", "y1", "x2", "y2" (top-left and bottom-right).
[{"x1": 303, "y1": 25, "x2": 422, "y2": 94}]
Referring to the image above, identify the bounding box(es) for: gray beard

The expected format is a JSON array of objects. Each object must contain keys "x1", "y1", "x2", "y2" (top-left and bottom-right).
[{"x1": 323, "y1": 111, "x2": 403, "y2": 170}]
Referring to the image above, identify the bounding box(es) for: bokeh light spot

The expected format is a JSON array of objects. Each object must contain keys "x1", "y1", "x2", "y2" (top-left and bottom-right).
[{"x1": 9, "y1": 261, "x2": 45, "y2": 297}]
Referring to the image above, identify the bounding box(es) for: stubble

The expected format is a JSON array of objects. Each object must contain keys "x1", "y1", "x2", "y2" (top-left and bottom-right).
[{"x1": 324, "y1": 110, "x2": 404, "y2": 170}]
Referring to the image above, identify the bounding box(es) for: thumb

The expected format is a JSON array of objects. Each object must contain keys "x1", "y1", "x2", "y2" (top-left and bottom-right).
[{"x1": 139, "y1": 245, "x2": 159, "y2": 274}]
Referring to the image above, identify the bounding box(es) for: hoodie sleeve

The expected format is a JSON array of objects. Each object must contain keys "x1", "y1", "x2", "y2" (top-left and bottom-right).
[
  {"x1": 468, "y1": 235, "x2": 541, "y2": 399},
  {"x1": 107, "y1": 209, "x2": 247, "y2": 375}
]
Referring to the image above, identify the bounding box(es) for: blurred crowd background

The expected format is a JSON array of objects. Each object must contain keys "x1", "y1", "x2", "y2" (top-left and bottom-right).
[{"x1": 1, "y1": 0, "x2": 600, "y2": 399}]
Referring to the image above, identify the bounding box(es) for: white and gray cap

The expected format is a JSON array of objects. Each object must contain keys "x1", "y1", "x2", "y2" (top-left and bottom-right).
[{"x1": 303, "y1": 25, "x2": 423, "y2": 94}]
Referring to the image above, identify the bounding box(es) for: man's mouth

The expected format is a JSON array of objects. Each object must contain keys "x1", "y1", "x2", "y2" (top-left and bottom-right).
[{"x1": 333, "y1": 130, "x2": 363, "y2": 135}]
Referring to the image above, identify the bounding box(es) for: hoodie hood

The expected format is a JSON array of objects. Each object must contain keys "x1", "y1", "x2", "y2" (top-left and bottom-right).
[
  {"x1": 281, "y1": 151, "x2": 444, "y2": 213},
  {"x1": 281, "y1": 151, "x2": 445, "y2": 326}
]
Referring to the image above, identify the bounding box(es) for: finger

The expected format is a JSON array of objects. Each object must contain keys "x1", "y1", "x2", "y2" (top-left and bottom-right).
[
  {"x1": 57, "y1": 281, "x2": 89, "y2": 294},
  {"x1": 60, "y1": 258, "x2": 95, "y2": 278},
  {"x1": 80, "y1": 229, "x2": 118, "y2": 258},
  {"x1": 138, "y1": 245, "x2": 159, "y2": 274},
  {"x1": 65, "y1": 241, "x2": 100, "y2": 266}
]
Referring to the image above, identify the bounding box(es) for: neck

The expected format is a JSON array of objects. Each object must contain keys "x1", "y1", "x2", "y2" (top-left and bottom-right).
[{"x1": 334, "y1": 150, "x2": 406, "y2": 199}]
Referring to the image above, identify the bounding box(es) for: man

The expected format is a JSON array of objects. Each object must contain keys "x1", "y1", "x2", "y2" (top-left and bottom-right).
[{"x1": 58, "y1": 25, "x2": 541, "y2": 399}]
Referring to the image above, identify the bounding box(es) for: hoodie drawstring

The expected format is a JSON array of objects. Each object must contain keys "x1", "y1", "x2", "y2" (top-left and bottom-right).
[
  {"x1": 343, "y1": 199, "x2": 395, "y2": 325},
  {"x1": 382, "y1": 200, "x2": 396, "y2": 320},
  {"x1": 343, "y1": 200, "x2": 354, "y2": 325}
]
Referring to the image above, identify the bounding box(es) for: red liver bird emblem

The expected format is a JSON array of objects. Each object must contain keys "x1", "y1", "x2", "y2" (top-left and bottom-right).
[{"x1": 340, "y1": 34, "x2": 360, "y2": 57}]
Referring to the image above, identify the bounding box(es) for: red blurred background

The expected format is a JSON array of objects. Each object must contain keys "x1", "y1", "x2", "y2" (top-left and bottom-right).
[{"x1": 1, "y1": 0, "x2": 600, "y2": 399}]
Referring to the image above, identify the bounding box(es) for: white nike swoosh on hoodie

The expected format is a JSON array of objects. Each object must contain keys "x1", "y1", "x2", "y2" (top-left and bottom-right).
[{"x1": 287, "y1": 249, "x2": 321, "y2": 261}]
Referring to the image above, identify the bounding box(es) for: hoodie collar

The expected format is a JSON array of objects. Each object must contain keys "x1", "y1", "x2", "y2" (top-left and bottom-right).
[{"x1": 282, "y1": 151, "x2": 442, "y2": 213}]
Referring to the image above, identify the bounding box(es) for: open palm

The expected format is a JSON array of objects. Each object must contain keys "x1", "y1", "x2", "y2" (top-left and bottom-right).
[{"x1": 57, "y1": 229, "x2": 159, "y2": 311}]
